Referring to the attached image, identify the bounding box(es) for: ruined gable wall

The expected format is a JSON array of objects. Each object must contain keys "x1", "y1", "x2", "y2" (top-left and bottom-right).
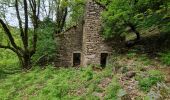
[
  {"x1": 55, "y1": 25, "x2": 83, "y2": 67},
  {"x1": 82, "y1": 0, "x2": 113, "y2": 66},
  {"x1": 55, "y1": 0, "x2": 113, "y2": 67}
]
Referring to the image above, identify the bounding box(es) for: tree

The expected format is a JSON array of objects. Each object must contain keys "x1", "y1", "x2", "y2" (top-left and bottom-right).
[
  {"x1": 100, "y1": 0, "x2": 141, "y2": 41},
  {"x1": 67, "y1": 0, "x2": 85, "y2": 27},
  {"x1": 55, "y1": 0, "x2": 85, "y2": 33},
  {"x1": 32, "y1": 18, "x2": 57, "y2": 66},
  {"x1": 100, "y1": 0, "x2": 170, "y2": 45},
  {"x1": 0, "y1": 0, "x2": 87, "y2": 69},
  {"x1": 0, "y1": 0, "x2": 40, "y2": 69},
  {"x1": 54, "y1": 0, "x2": 68, "y2": 34}
]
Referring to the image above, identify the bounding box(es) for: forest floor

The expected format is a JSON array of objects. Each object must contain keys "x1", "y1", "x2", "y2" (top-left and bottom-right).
[{"x1": 159, "y1": 67, "x2": 170, "y2": 84}]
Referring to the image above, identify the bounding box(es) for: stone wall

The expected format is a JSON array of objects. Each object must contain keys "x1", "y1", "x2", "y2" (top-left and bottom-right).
[
  {"x1": 82, "y1": 0, "x2": 113, "y2": 66},
  {"x1": 55, "y1": 24, "x2": 83, "y2": 67}
]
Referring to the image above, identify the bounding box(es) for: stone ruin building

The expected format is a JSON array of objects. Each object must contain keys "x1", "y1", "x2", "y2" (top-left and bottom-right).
[{"x1": 55, "y1": 0, "x2": 113, "y2": 67}]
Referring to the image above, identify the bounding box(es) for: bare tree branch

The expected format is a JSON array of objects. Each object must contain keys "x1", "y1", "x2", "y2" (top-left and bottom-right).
[
  {"x1": 28, "y1": 0, "x2": 39, "y2": 56},
  {"x1": 24, "y1": 0, "x2": 28, "y2": 49},
  {"x1": 37, "y1": 0, "x2": 40, "y2": 18},
  {"x1": 15, "y1": 0, "x2": 25, "y2": 47},
  {"x1": 28, "y1": 0, "x2": 34, "y2": 11}
]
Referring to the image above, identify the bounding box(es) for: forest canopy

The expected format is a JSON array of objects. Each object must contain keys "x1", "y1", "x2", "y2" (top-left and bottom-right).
[{"x1": 100, "y1": 0, "x2": 170, "y2": 40}]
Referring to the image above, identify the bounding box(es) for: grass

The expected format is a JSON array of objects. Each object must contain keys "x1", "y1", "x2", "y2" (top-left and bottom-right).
[
  {"x1": 135, "y1": 70, "x2": 164, "y2": 92},
  {"x1": 0, "y1": 49, "x2": 123, "y2": 99},
  {"x1": 159, "y1": 51, "x2": 170, "y2": 66},
  {"x1": 0, "y1": 65, "x2": 122, "y2": 100},
  {"x1": 104, "y1": 78, "x2": 121, "y2": 99},
  {"x1": 0, "y1": 47, "x2": 170, "y2": 99}
]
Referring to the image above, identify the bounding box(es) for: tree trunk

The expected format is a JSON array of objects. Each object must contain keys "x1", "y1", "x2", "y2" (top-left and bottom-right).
[
  {"x1": 0, "y1": 0, "x2": 39, "y2": 70},
  {"x1": 22, "y1": 53, "x2": 32, "y2": 69},
  {"x1": 17, "y1": 52, "x2": 32, "y2": 70}
]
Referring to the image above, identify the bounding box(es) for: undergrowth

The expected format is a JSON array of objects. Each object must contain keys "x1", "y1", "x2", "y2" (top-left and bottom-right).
[
  {"x1": 0, "y1": 65, "x2": 122, "y2": 100},
  {"x1": 104, "y1": 78, "x2": 121, "y2": 100},
  {"x1": 0, "y1": 47, "x2": 169, "y2": 99},
  {"x1": 159, "y1": 51, "x2": 170, "y2": 66},
  {"x1": 136, "y1": 70, "x2": 164, "y2": 92}
]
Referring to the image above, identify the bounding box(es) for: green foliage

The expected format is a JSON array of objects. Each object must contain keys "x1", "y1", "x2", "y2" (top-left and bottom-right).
[
  {"x1": 126, "y1": 50, "x2": 137, "y2": 58},
  {"x1": 136, "y1": 70, "x2": 164, "y2": 92},
  {"x1": 0, "y1": 26, "x2": 22, "y2": 47},
  {"x1": 138, "y1": 54, "x2": 151, "y2": 66},
  {"x1": 82, "y1": 67, "x2": 93, "y2": 81},
  {"x1": 66, "y1": 0, "x2": 85, "y2": 27},
  {"x1": 0, "y1": 64, "x2": 122, "y2": 99},
  {"x1": 101, "y1": 0, "x2": 135, "y2": 38},
  {"x1": 70, "y1": 0, "x2": 85, "y2": 20},
  {"x1": 101, "y1": 0, "x2": 170, "y2": 39},
  {"x1": 104, "y1": 78, "x2": 121, "y2": 99},
  {"x1": 0, "y1": 66, "x2": 78, "y2": 99},
  {"x1": 0, "y1": 27, "x2": 21, "y2": 72},
  {"x1": 159, "y1": 51, "x2": 170, "y2": 66},
  {"x1": 0, "y1": 50, "x2": 20, "y2": 78},
  {"x1": 0, "y1": 50, "x2": 18, "y2": 66},
  {"x1": 32, "y1": 18, "x2": 57, "y2": 64}
]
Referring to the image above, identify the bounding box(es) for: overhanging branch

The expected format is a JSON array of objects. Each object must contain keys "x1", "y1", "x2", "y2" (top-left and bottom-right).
[
  {"x1": 0, "y1": 43, "x2": 22, "y2": 56},
  {"x1": 0, "y1": 18, "x2": 23, "y2": 52}
]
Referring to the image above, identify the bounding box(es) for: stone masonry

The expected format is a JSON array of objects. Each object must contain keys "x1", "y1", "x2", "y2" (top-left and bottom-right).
[{"x1": 55, "y1": 0, "x2": 113, "y2": 67}]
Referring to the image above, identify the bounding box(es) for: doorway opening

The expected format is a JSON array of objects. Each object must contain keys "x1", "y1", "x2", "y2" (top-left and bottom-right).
[
  {"x1": 73, "y1": 53, "x2": 81, "y2": 67},
  {"x1": 100, "y1": 53, "x2": 108, "y2": 68}
]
